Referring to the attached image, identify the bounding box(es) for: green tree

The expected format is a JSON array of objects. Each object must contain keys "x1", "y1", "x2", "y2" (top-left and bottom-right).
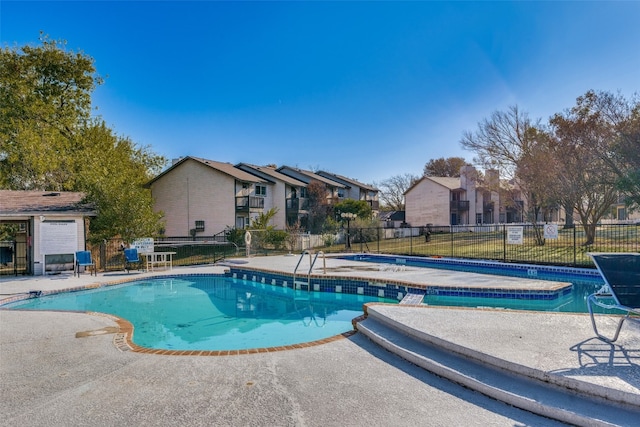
[
  {"x1": 549, "y1": 91, "x2": 627, "y2": 244},
  {"x1": 0, "y1": 35, "x2": 166, "y2": 241},
  {"x1": 423, "y1": 157, "x2": 467, "y2": 177},
  {"x1": 248, "y1": 208, "x2": 287, "y2": 250},
  {"x1": 334, "y1": 199, "x2": 372, "y2": 219},
  {"x1": 574, "y1": 91, "x2": 640, "y2": 209}
]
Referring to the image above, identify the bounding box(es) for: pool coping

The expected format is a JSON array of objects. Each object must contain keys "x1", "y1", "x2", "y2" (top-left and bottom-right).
[
  {"x1": 0, "y1": 256, "x2": 603, "y2": 356},
  {"x1": 0, "y1": 272, "x2": 367, "y2": 356}
]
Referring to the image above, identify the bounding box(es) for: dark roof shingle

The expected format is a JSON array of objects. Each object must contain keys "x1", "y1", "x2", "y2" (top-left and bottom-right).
[{"x1": 0, "y1": 190, "x2": 95, "y2": 215}]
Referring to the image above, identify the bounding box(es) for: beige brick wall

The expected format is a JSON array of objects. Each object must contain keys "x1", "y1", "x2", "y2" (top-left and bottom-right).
[
  {"x1": 151, "y1": 160, "x2": 236, "y2": 236},
  {"x1": 405, "y1": 180, "x2": 450, "y2": 226}
]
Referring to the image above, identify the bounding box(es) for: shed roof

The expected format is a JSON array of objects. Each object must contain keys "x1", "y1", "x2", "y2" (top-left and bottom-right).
[{"x1": 0, "y1": 190, "x2": 95, "y2": 216}]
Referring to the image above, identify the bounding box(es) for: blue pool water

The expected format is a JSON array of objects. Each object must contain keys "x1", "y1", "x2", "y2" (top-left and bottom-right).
[
  {"x1": 338, "y1": 254, "x2": 607, "y2": 313},
  {"x1": 6, "y1": 275, "x2": 395, "y2": 351}
]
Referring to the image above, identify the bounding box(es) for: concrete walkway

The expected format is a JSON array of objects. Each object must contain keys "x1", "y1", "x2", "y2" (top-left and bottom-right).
[{"x1": 1, "y1": 256, "x2": 639, "y2": 426}]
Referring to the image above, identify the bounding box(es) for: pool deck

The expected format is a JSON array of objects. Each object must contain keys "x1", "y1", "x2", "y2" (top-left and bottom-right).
[
  {"x1": 1, "y1": 255, "x2": 639, "y2": 426},
  {"x1": 226, "y1": 253, "x2": 573, "y2": 291}
]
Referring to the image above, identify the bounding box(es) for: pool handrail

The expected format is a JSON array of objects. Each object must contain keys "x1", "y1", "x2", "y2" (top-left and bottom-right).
[{"x1": 292, "y1": 250, "x2": 326, "y2": 291}]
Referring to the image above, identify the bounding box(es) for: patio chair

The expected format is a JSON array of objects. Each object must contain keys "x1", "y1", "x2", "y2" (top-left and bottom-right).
[
  {"x1": 75, "y1": 250, "x2": 96, "y2": 277},
  {"x1": 124, "y1": 248, "x2": 141, "y2": 273},
  {"x1": 587, "y1": 252, "x2": 640, "y2": 343}
]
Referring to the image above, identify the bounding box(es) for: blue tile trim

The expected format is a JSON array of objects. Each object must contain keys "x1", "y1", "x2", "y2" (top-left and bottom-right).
[
  {"x1": 338, "y1": 254, "x2": 602, "y2": 282},
  {"x1": 227, "y1": 266, "x2": 571, "y2": 301}
]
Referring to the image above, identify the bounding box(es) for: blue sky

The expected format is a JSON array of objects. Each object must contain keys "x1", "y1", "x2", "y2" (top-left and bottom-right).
[{"x1": 2, "y1": 1, "x2": 639, "y2": 184}]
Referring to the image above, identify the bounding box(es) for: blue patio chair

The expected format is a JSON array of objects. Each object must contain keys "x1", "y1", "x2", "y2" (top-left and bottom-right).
[
  {"x1": 124, "y1": 248, "x2": 141, "y2": 273},
  {"x1": 75, "y1": 250, "x2": 96, "y2": 277},
  {"x1": 588, "y1": 253, "x2": 640, "y2": 343}
]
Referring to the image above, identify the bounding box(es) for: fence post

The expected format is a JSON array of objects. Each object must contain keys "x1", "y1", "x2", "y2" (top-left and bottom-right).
[
  {"x1": 377, "y1": 227, "x2": 380, "y2": 254},
  {"x1": 573, "y1": 224, "x2": 578, "y2": 267},
  {"x1": 450, "y1": 226, "x2": 454, "y2": 257},
  {"x1": 410, "y1": 228, "x2": 413, "y2": 255},
  {"x1": 12, "y1": 240, "x2": 17, "y2": 276},
  {"x1": 100, "y1": 241, "x2": 106, "y2": 272},
  {"x1": 503, "y1": 224, "x2": 507, "y2": 262}
]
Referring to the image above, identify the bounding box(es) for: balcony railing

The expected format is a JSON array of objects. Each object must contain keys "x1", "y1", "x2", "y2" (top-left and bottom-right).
[
  {"x1": 236, "y1": 196, "x2": 265, "y2": 211},
  {"x1": 505, "y1": 200, "x2": 525, "y2": 212},
  {"x1": 450, "y1": 200, "x2": 470, "y2": 211},
  {"x1": 286, "y1": 197, "x2": 309, "y2": 212}
]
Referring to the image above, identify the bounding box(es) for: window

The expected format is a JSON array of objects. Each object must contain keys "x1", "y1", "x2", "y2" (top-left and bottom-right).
[
  {"x1": 255, "y1": 185, "x2": 267, "y2": 196},
  {"x1": 300, "y1": 187, "x2": 308, "y2": 198},
  {"x1": 195, "y1": 220, "x2": 205, "y2": 232},
  {"x1": 337, "y1": 188, "x2": 345, "y2": 198}
]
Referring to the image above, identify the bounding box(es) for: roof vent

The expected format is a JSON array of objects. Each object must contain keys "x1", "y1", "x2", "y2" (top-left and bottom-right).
[{"x1": 43, "y1": 192, "x2": 60, "y2": 197}]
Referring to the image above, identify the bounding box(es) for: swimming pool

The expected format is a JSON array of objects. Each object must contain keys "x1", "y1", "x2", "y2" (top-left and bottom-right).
[
  {"x1": 5, "y1": 275, "x2": 395, "y2": 351},
  {"x1": 337, "y1": 254, "x2": 607, "y2": 313}
]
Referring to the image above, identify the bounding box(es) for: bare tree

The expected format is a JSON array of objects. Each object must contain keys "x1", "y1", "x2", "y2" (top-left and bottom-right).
[
  {"x1": 460, "y1": 106, "x2": 558, "y2": 243},
  {"x1": 374, "y1": 173, "x2": 420, "y2": 211},
  {"x1": 306, "y1": 180, "x2": 331, "y2": 233}
]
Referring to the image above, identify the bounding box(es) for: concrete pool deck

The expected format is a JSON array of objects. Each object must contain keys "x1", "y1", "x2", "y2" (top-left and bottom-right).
[{"x1": 1, "y1": 255, "x2": 639, "y2": 426}]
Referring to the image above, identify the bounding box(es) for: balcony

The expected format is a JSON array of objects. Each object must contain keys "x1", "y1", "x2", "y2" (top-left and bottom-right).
[
  {"x1": 236, "y1": 196, "x2": 265, "y2": 212},
  {"x1": 286, "y1": 197, "x2": 309, "y2": 212},
  {"x1": 450, "y1": 200, "x2": 470, "y2": 211},
  {"x1": 505, "y1": 200, "x2": 524, "y2": 213},
  {"x1": 367, "y1": 200, "x2": 380, "y2": 210}
]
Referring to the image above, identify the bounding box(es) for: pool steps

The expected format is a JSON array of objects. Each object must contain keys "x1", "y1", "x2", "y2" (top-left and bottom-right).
[
  {"x1": 399, "y1": 293, "x2": 424, "y2": 305},
  {"x1": 356, "y1": 304, "x2": 640, "y2": 427}
]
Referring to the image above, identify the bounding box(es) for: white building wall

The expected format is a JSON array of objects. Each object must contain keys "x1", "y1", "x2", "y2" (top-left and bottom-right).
[
  {"x1": 270, "y1": 182, "x2": 287, "y2": 229},
  {"x1": 32, "y1": 215, "x2": 87, "y2": 275}
]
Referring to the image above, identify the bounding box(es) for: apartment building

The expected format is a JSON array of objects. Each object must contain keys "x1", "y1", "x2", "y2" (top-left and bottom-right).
[
  {"x1": 404, "y1": 166, "x2": 510, "y2": 227},
  {"x1": 146, "y1": 157, "x2": 379, "y2": 235},
  {"x1": 145, "y1": 157, "x2": 269, "y2": 236}
]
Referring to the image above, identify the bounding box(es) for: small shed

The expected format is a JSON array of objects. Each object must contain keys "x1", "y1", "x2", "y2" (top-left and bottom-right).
[{"x1": 0, "y1": 190, "x2": 96, "y2": 275}]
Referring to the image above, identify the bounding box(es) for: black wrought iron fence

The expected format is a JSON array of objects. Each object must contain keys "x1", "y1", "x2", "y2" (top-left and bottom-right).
[
  {"x1": 78, "y1": 223, "x2": 639, "y2": 272},
  {"x1": 87, "y1": 236, "x2": 239, "y2": 272},
  {"x1": 0, "y1": 240, "x2": 28, "y2": 276},
  {"x1": 321, "y1": 223, "x2": 639, "y2": 268}
]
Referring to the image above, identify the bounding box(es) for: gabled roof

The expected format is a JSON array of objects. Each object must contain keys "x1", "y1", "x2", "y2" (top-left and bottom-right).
[
  {"x1": 236, "y1": 163, "x2": 308, "y2": 187},
  {"x1": 276, "y1": 166, "x2": 347, "y2": 188},
  {"x1": 317, "y1": 171, "x2": 378, "y2": 192},
  {"x1": 146, "y1": 156, "x2": 267, "y2": 187},
  {"x1": 0, "y1": 190, "x2": 95, "y2": 216},
  {"x1": 427, "y1": 177, "x2": 462, "y2": 190},
  {"x1": 404, "y1": 176, "x2": 462, "y2": 195},
  {"x1": 379, "y1": 211, "x2": 405, "y2": 222}
]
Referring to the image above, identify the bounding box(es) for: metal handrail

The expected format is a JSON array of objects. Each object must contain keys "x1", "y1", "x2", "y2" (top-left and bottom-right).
[{"x1": 292, "y1": 250, "x2": 326, "y2": 291}]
